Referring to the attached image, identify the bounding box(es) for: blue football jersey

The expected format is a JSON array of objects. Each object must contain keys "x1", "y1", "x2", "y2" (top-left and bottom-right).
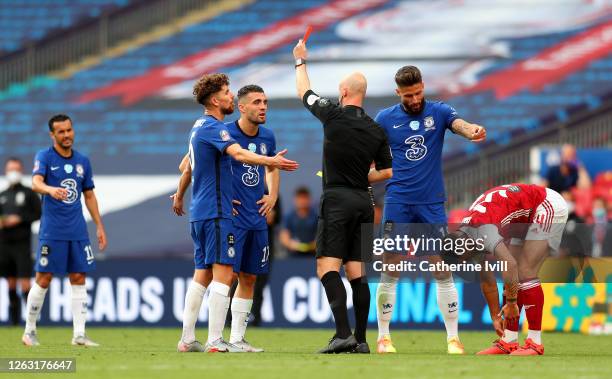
[
  {"x1": 226, "y1": 121, "x2": 276, "y2": 231},
  {"x1": 188, "y1": 115, "x2": 237, "y2": 222},
  {"x1": 32, "y1": 147, "x2": 94, "y2": 240},
  {"x1": 375, "y1": 100, "x2": 458, "y2": 204}
]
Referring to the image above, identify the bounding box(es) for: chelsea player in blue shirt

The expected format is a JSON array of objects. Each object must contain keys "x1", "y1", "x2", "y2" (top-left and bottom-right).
[
  {"x1": 374, "y1": 66, "x2": 486, "y2": 355},
  {"x1": 172, "y1": 74, "x2": 298, "y2": 353},
  {"x1": 23, "y1": 114, "x2": 107, "y2": 347},
  {"x1": 226, "y1": 85, "x2": 278, "y2": 352}
]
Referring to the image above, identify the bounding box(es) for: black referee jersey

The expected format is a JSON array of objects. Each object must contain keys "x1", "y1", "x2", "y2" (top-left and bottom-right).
[
  {"x1": 302, "y1": 89, "x2": 392, "y2": 261},
  {"x1": 302, "y1": 90, "x2": 391, "y2": 190}
]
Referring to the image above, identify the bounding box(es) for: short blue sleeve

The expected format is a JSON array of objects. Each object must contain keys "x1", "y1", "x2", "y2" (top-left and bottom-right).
[
  {"x1": 374, "y1": 111, "x2": 389, "y2": 134},
  {"x1": 83, "y1": 158, "x2": 95, "y2": 191},
  {"x1": 440, "y1": 102, "x2": 459, "y2": 130},
  {"x1": 202, "y1": 121, "x2": 237, "y2": 153},
  {"x1": 32, "y1": 151, "x2": 47, "y2": 177}
]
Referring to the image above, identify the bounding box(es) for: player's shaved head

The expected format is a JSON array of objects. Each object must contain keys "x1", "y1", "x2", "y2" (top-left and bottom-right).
[
  {"x1": 237, "y1": 84, "x2": 264, "y2": 103},
  {"x1": 339, "y1": 72, "x2": 367, "y2": 97}
]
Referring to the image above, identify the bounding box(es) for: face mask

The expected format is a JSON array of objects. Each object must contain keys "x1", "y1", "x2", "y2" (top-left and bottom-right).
[
  {"x1": 6, "y1": 170, "x2": 22, "y2": 185},
  {"x1": 593, "y1": 207, "x2": 606, "y2": 219}
]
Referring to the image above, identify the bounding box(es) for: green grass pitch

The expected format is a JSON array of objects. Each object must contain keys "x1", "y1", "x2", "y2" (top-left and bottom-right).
[{"x1": 1, "y1": 327, "x2": 610, "y2": 379}]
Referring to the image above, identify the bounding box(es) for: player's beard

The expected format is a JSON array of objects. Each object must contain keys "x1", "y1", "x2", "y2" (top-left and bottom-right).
[
  {"x1": 221, "y1": 102, "x2": 234, "y2": 115},
  {"x1": 248, "y1": 112, "x2": 266, "y2": 125},
  {"x1": 58, "y1": 137, "x2": 73, "y2": 149},
  {"x1": 403, "y1": 98, "x2": 425, "y2": 115}
]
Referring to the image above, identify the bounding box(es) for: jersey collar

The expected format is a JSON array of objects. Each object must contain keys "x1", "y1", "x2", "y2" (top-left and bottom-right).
[
  {"x1": 343, "y1": 105, "x2": 365, "y2": 117},
  {"x1": 235, "y1": 120, "x2": 259, "y2": 138},
  {"x1": 52, "y1": 146, "x2": 73, "y2": 160}
]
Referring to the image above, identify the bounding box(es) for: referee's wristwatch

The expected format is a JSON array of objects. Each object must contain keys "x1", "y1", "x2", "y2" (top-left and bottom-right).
[{"x1": 295, "y1": 58, "x2": 306, "y2": 68}]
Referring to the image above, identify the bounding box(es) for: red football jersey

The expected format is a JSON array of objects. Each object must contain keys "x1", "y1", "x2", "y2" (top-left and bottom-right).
[{"x1": 463, "y1": 184, "x2": 547, "y2": 239}]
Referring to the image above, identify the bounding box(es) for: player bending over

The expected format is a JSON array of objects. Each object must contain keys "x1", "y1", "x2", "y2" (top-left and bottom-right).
[{"x1": 457, "y1": 183, "x2": 568, "y2": 355}]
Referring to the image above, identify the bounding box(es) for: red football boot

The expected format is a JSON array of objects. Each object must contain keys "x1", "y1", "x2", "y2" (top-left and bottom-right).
[
  {"x1": 476, "y1": 339, "x2": 519, "y2": 355},
  {"x1": 510, "y1": 338, "x2": 544, "y2": 356}
]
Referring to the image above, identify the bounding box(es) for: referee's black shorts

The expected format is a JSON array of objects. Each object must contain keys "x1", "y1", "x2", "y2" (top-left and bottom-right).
[
  {"x1": 316, "y1": 187, "x2": 374, "y2": 262},
  {"x1": 0, "y1": 240, "x2": 33, "y2": 278}
]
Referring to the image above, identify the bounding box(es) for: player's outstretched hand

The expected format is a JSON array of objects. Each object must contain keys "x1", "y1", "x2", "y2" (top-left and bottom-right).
[
  {"x1": 257, "y1": 194, "x2": 277, "y2": 216},
  {"x1": 232, "y1": 199, "x2": 241, "y2": 216},
  {"x1": 471, "y1": 125, "x2": 487, "y2": 142},
  {"x1": 271, "y1": 149, "x2": 299, "y2": 171},
  {"x1": 293, "y1": 40, "x2": 307, "y2": 60},
  {"x1": 49, "y1": 187, "x2": 68, "y2": 201},
  {"x1": 97, "y1": 227, "x2": 107, "y2": 251},
  {"x1": 170, "y1": 193, "x2": 186, "y2": 216}
]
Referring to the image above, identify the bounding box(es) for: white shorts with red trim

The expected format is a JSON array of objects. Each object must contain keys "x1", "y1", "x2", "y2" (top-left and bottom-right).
[{"x1": 511, "y1": 188, "x2": 568, "y2": 252}]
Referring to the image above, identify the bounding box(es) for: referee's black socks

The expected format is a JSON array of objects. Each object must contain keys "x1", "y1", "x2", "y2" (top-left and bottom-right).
[
  {"x1": 9, "y1": 289, "x2": 20, "y2": 326},
  {"x1": 321, "y1": 271, "x2": 352, "y2": 339},
  {"x1": 350, "y1": 277, "x2": 370, "y2": 344}
]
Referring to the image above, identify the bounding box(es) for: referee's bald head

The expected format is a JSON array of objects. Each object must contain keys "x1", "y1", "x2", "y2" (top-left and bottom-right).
[{"x1": 339, "y1": 72, "x2": 367, "y2": 98}]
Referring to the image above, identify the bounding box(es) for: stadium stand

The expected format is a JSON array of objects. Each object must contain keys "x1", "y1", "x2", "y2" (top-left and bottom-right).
[{"x1": 0, "y1": 0, "x2": 130, "y2": 54}]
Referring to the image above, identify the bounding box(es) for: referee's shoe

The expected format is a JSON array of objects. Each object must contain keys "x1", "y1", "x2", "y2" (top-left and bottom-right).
[{"x1": 318, "y1": 334, "x2": 358, "y2": 354}]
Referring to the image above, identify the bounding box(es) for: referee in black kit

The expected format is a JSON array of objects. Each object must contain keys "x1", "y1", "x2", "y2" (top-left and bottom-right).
[{"x1": 293, "y1": 39, "x2": 393, "y2": 354}]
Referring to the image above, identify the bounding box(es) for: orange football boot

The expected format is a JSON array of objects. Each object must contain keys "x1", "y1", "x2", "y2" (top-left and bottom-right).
[
  {"x1": 476, "y1": 339, "x2": 518, "y2": 355},
  {"x1": 510, "y1": 338, "x2": 544, "y2": 356}
]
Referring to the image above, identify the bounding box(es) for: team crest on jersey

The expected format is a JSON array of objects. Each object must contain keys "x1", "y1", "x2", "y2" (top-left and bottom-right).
[
  {"x1": 260, "y1": 143, "x2": 267, "y2": 155},
  {"x1": 64, "y1": 164, "x2": 73, "y2": 174},
  {"x1": 409, "y1": 121, "x2": 420, "y2": 130},
  {"x1": 220, "y1": 130, "x2": 230, "y2": 141},
  {"x1": 76, "y1": 164, "x2": 84, "y2": 177},
  {"x1": 248, "y1": 143, "x2": 257, "y2": 152},
  {"x1": 424, "y1": 116, "x2": 435, "y2": 131}
]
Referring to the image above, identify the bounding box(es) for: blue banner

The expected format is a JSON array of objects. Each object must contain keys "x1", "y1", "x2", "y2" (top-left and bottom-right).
[{"x1": 0, "y1": 258, "x2": 500, "y2": 330}]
